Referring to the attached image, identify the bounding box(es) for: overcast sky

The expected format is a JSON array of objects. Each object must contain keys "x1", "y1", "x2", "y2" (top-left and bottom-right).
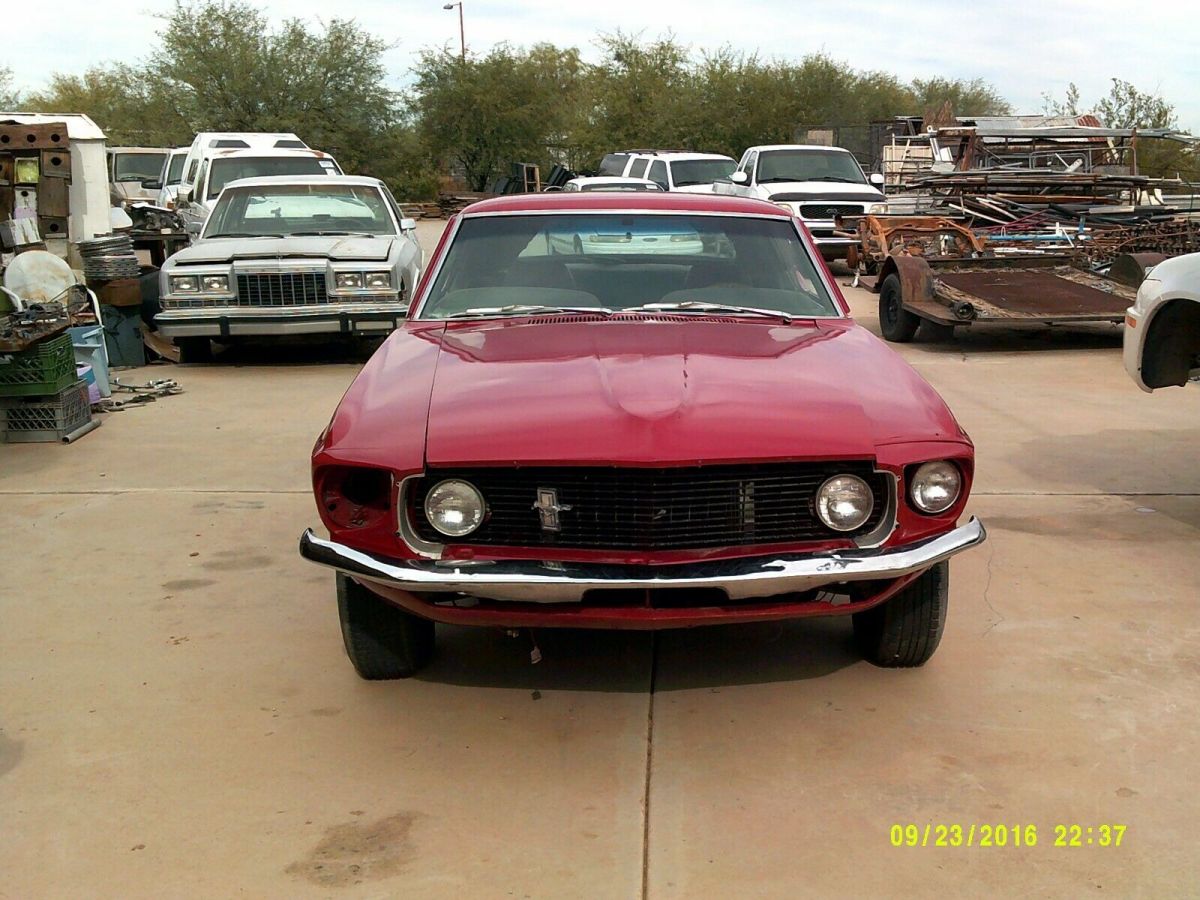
[{"x1": 8, "y1": 0, "x2": 1200, "y2": 131}]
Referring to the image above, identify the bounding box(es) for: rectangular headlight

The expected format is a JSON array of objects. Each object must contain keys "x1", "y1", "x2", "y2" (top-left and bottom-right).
[
  {"x1": 868, "y1": 203, "x2": 889, "y2": 214},
  {"x1": 336, "y1": 272, "x2": 363, "y2": 289},
  {"x1": 364, "y1": 271, "x2": 391, "y2": 289},
  {"x1": 170, "y1": 275, "x2": 198, "y2": 293},
  {"x1": 201, "y1": 275, "x2": 229, "y2": 292}
]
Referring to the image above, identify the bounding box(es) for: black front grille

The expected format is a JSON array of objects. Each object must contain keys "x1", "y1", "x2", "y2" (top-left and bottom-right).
[
  {"x1": 235, "y1": 272, "x2": 328, "y2": 307},
  {"x1": 798, "y1": 203, "x2": 864, "y2": 220},
  {"x1": 409, "y1": 464, "x2": 890, "y2": 550}
]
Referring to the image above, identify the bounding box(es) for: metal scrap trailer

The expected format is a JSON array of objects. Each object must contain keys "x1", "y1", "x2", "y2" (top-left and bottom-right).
[{"x1": 848, "y1": 215, "x2": 1137, "y2": 342}]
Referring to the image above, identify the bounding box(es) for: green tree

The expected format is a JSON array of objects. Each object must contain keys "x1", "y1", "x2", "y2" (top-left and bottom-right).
[
  {"x1": 0, "y1": 66, "x2": 20, "y2": 108},
  {"x1": 909, "y1": 77, "x2": 1011, "y2": 118}
]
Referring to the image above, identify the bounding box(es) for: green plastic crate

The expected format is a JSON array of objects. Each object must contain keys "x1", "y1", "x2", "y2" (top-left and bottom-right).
[
  {"x1": 0, "y1": 381, "x2": 92, "y2": 443},
  {"x1": 0, "y1": 333, "x2": 77, "y2": 397}
]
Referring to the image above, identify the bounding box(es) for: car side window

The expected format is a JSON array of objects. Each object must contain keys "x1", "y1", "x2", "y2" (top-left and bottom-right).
[
  {"x1": 194, "y1": 161, "x2": 209, "y2": 203},
  {"x1": 744, "y1": 152, "x2": 758, "y2": 182},
  {"x1": 628, "y1": 158, "x2": 649, "y2": 178},
  {"x1": 648, "y1": 160, "x2": 668, "y2": 190}
]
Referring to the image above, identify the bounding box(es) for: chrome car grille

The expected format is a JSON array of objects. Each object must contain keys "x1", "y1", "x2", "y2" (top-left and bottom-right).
[
  {"x1": 798, "y1": 203, "x2": 864, "y2": 219},
  {"x1": 235, "y1": 272, "x2": 328, "y2": 306},
  {"x1": 409, "y1": 463, "x2": 891, "y2": 550}
]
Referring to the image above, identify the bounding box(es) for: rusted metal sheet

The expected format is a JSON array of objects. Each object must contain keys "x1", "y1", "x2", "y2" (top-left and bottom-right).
[
  {"x1": 1108, "y1": 252, "x2": 1167, "y2": 288},
  {"x1": 936, "y1": 269, "x2": 1131, "y2": 319},
  {"x1": 40, "y1": 149, "x2": 70, "y2": 179},
  {"x1": 37, "y1": 177, "x2": 69, "y2": 217},
  {"x1": 0, "y1": 123, "x2": 69, "y2": 151}
]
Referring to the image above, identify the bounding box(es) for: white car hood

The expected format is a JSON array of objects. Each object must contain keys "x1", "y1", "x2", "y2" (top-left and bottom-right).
[{"x1": 173, "y1": 236, "x2": 395, "y2": 264}]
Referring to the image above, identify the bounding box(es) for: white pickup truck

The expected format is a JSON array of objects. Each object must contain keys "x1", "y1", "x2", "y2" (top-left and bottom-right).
[{"x1": 714, "y1": 144, "x2": 887, "y2": 259}]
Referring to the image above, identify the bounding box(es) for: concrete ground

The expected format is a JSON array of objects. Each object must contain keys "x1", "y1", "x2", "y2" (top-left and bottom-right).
[{"x1": 2, "y1": 219, "x2": 1198, "y2": 898}]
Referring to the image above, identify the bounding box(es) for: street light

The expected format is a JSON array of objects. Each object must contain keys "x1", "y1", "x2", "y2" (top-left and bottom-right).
[{"x1": 442, "y1": 2, "x2": 465, "y2": 62}]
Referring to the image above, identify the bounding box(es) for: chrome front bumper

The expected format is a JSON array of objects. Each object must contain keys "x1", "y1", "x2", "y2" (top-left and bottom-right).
[
  {"x1": 156, "y1": 303, "x2": 406, "y2": 337},
  {"x1": 299, "y1": 518, "x2": 986, "y2": 604}
]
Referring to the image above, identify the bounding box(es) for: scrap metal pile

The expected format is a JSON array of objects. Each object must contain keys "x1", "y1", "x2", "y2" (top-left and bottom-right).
[
  {"x1": 79, "y1": 233, "x2": 141, "y2": 280},
  {"x1": 902, "y1": 170, "x2": 1200, "y2": 267}
]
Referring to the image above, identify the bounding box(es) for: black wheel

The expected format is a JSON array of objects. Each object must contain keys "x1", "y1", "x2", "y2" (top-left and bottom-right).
[
  {"x1": 879, "y1": 274, "x2": 920, "y2": 343},
  {"x1": 853, "y1": 561, "x2": 948, "y2": 667},
  {"x1": 336, "y1": 573, "x2": 434, "y2": 679},
  {"x1": 921, "y1": 320, "x2": 956, "y2": 343},
  {"x1": 175, "y1": 337, "x2": 213, "y2": 363}
]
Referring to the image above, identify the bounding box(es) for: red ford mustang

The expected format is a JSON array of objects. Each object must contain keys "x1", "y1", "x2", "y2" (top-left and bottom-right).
[{"x1": 300, "y1": 193, "x2": 986, "y2": 678}]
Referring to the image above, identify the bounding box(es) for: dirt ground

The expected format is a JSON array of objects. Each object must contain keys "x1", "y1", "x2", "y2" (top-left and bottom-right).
[{"x1": 2, "y1": 219, "x2": 1198, "y2": 898}]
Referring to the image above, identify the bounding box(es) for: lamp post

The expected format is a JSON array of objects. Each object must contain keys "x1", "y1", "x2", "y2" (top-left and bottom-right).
[{"x1": 442, "y1": 2, "x2": 465, "y2": 62}]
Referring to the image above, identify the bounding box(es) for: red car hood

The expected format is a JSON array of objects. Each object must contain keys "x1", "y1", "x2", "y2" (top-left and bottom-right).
[{"x1": 413, "y1": 318, "x2": 964, "y2": 466}]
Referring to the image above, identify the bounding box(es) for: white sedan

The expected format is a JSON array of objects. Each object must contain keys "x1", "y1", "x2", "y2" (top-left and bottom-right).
[
  {"x1": 560, "y1": 177, "x2": 663, "y2": 193},
  {"x1": 1123, "y1": 252, "x2": 1200, "y2": 391}
]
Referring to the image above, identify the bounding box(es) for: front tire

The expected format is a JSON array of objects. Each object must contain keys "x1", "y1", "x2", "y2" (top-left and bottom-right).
[
  {"x1": 336, "y1": 573, "x2": 434, "y2": 679},
  {"x1": 879, "y1": 274, "x2": 920, "y2": 343},
  {"x1": 853, "y1": 561, "x2": 948, "y2": 667}
]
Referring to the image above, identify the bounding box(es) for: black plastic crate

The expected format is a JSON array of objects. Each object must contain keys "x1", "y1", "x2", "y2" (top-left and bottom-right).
[
  {"x1": 0, "y1": 333, "x2": 76, "y2": 397},
  {"x1": 0, "y1": 381, "x2": 93, "y2": 443}
]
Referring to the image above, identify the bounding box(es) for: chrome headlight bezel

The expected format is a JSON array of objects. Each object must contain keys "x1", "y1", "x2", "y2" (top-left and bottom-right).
[
  {"x1": 815, "y1": 474, "x2": 875, "y2": 533},
  {"x1": 423, "y1": 479, "x2": 486, "y2": 538},
  {"x1": 170, "y1": 275, "x2": 199, "y2": 293},
  {"x1": 909, "y1": 461, "x2": 962, "y2": 515}
]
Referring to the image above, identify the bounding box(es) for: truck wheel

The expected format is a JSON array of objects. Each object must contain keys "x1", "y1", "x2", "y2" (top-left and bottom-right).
[
  {"x1": 336, "y1": 573, "x2": 434, "y2": 679},
  {"x1": 879, "y1": 274, "x2": 920, "y2": 342},
  {"x1": 852, "y1": 561, "x2": 948, "y2": 667},
  {"x1": 175, "y1": 337, "x2": 213, "y2": 363}
]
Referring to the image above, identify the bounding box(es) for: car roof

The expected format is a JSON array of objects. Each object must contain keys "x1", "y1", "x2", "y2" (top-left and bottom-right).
[
  {"x1": 568, "y1": 176, "x2": 659, "y2": 185},
  {"x1": 462, "y1": 192, "x2": 789, "y2": 216},
  {"x1": 209, "y1": 147, "x2": 335, "y2": 160},
  {"x1": 750, "y1": 144, "x2": 855, "y2": 153},
  {"x1": 221, "y1": 174, "x2": 383, "y2": 190},
  {"x1": 626, "y1": 151, "x2": 734, "y2": 161}
]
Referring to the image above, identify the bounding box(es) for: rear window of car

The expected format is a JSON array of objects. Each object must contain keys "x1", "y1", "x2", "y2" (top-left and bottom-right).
[
  {"x1": 419, "y1": 213, "x2": 840, "y2": 319},
  {"x1": 597, "y1": 153, "x2": 630, "y2": 176},
  {"x1": 207, "y1": 156, "x2": 331, "y2": 198}
]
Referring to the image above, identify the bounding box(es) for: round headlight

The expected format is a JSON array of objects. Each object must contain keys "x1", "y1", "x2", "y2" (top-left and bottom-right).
[
  {"x1": 910, "y1": 461, "x2": 961, "y2": 514},
  {"x1": 423, "y1": 479, "x2": 485, "y2": 537},
  {"x1": 815, "y1": 475, "x2": 874, "y2": 532}
]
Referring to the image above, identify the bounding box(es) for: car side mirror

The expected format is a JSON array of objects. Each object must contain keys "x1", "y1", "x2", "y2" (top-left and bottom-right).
[
  {"x1": 869, "y1": 173, "x2": 885, "y2": 187},
  {"x1": 178, "y1": 187, "x2": 193, "y2": 204},
  {"x1": 400, "y1": 217, "x2": 417, "y2": 232},
  {"x1": 730, "y1": 171, "x2": 749, "y2": 185}
]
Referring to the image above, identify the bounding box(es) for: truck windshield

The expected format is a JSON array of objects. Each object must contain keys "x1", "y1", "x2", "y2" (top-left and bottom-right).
[
  {"x1": 204, "y1": 184, "x2": 396, "y2": 238},
  {"x1": 113, "y1": 152, "x2": 168, "y2": 182},
  {"x1": 420, "y1": 213, "x2": 840, "y2": 319},
  {"x1": 207, "y1": 157, "x2": 334, "y2": 199},
  {"x1": 756, "y1": 150, "x2": 867, "y2": 185},
  {"x1": 670, "y1": 159, "x2": 736, "y2": 186}
]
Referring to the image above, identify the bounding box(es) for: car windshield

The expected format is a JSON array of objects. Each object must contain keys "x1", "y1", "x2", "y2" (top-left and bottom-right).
[
  {"x1": 207, "y1": 156, "x2": 333, "y2": 198},
  {"x1": 113, "y1": 152, "x2": 168, "y2": 182},
  {"x1": 756, "y1": 149, "x2": 867, "y2": 185},
  {"x1": 420, "y1": 213, "x2": 840, "y2": 319},
  {"x1": 203, "y1": 184, "x2": 397, "y2": 238},
  {"x1": 670, "y1": 159, "x2": 736, "y2": 186},
  {"x1": 165, "y1": 153, "x2": 186, "y2": 184}
]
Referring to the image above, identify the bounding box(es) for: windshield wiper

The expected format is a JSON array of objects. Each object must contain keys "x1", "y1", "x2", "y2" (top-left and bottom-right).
[
  {"x1": 446, "y1": 304, "x2": 614, "y2": 319},
  {"x1": 290, "y1": 230, "x2": 376, "y2": 237},
  {"x1": 206, "y1": 232, "x2": 285, "y2": 238},
  {"x1": 756, "y1": 177, "x2": 802, "y2": 183},
  {"x1": 627, "y1": 301, "x2": 795, "y2": 323},
  {"x1": 809, "y1": 176, "x2": 860, "y2": 183}
]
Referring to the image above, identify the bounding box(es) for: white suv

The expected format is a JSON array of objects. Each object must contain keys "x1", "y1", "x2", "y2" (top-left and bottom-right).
[{"x1": 597, "y1": 150, "x2": 736, "y2": 193}]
